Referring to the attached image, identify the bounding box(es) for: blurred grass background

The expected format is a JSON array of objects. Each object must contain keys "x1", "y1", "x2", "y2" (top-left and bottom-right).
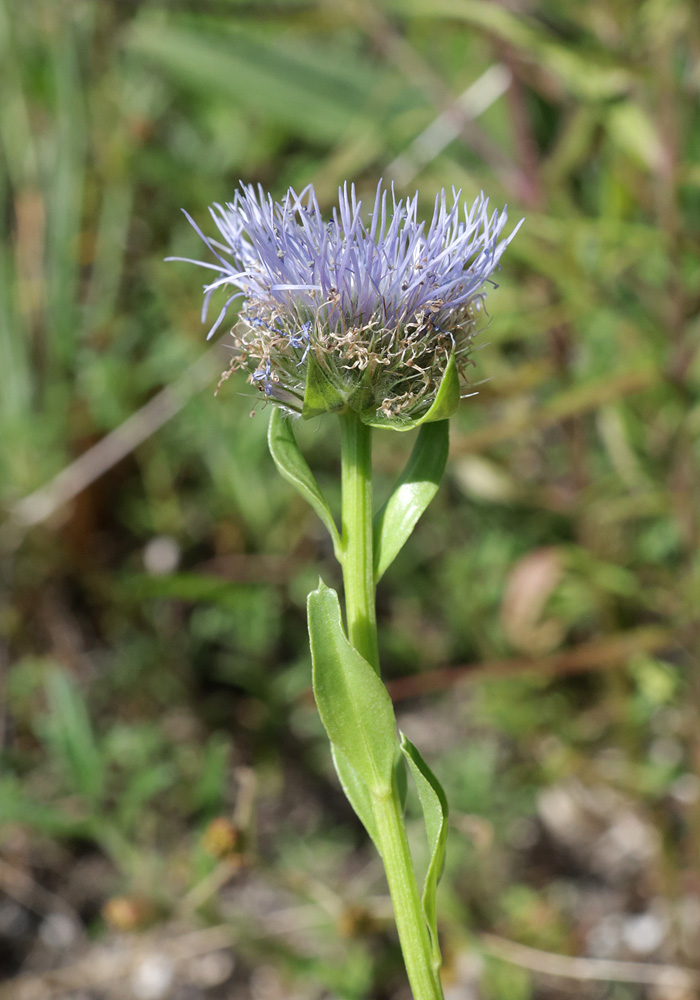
[{"x1": 1, "y1": 0, "x2": 700, "y2": 998}]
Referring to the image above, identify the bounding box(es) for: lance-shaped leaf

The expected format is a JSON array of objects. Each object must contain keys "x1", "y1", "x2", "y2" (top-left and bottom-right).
[
  {"x1": 308, "y1": 581, "x2": 397, "y2": 794},
  {"x1": 268, "y1": 408, "x2": 342, "y2": 559},
  {"x1": 332, "y1": 745, "x2": 381, "y2": 854},
  {"x1": 373, "y1": 420, "x2": 449, "y2": 582},
  {"x1": 361, "y1": 351, "x2": 461, "y2": 432},
  {"x1": 330, "y1": 723, "x2": 407, "y2": 856},
  {"x1": 400, "y1": 733, "x2": 449, "y2": 967}
]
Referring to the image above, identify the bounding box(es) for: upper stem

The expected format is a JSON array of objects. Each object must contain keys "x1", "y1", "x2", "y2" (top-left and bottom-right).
[{"x1": 339, "y1": 411, "x2": 380, "y2": 673}]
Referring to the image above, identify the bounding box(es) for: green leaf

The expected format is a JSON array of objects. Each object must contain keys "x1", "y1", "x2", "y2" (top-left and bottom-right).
[
  {"x1": 385, "y1": 0, "x2": 631, "y2": 100},
  {"x1": 308, "y1": 581, "x2": 397, "y2": 794},
  {"x1": 400, "y1": 733, "x2": 449, "y2": 967},
  {"x1": 127, "y1": 18, "x2": 382, "y2": 145},
  {"x1": 268, "y1": 408, "x2": 342, "y2": 558},
  {"x1": 122, "y1": 571, "x2": 259, "y2": 608},
  {"x1": 42, "y1": 670, "x2": 105, "y2": 804},
  {"x1": 373, "y1": 420, "x2": 449, "y2": 582},
  {"x1": 361, "y1": 352, "x2": 461, "y2": 431},
  {"x1": 0, "y1": 776, "x2": 96, "y2": 838},
  {"x1": 302, "y1": 354, "x2": 346, "y2": 419},
  {"x1": 607, "y1": 101, "x2": 664, "y2": 171},
  {"x1": 117, "y1": 763, "x2": 177, "y2": 835},
  {"x1": 331, "y1": 745, "x2": 381, "y2": 853}
]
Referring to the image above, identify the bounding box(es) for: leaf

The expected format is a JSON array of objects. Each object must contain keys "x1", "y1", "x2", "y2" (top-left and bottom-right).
[
  {"x1": 302, "y1": 354, "x2": 346, "y2": 419},
  {"x1": 127, "y1": 17, "x2": 381, "y2": 144},
  {"x1": 117, "y1": 763, "x2": 177, "y2": 835},
  {"x1": 607, "y1": 102, "x2": 664, "y2": 171},
  {"x1": 123, "y1": 572, "x2": 257, "y2": 608},
  {"x1": 361, "y1": 352, "x2": 461, "y2": 431},
  {"x1": 400, "y1": 733, "x2": 449, "y2": 966},
  {"x1": 332, "y1": 745, "x2": 381, "y2": 853},
  {"x1": 42, "y1": 670, "x2": 105, "y2": 804},
  {"x1": 0, "y1": 776, "x2": 96, "y2": 838},
  {"x1": 268, "y1": 408, "x2": 342, "y2": 559},
  {"x1": 373, "y1": 420, "x2": 449, "y2": 582},
  {"x1": 330, "y1": 745, "x2": 408, "y2": 861},
  {"x1": 308, "y1": 581, "x2": 397, "y2": 794},
  {"x1": 385, "y1": 0, "x2": 631, "y2": 100}
]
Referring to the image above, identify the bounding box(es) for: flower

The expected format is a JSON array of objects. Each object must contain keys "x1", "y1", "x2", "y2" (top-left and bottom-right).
[{"x1": 172, "y1": 181, "x2": 521, "y2": 426}]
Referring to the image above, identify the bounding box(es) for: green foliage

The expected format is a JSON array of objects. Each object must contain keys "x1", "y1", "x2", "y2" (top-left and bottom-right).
[
  {"x1": 481, "y1": 955, "x2": 532, "y2": 1000},
  {"x1": 1, "y1": 662, "x2": 231, "y2": 867},
  {"x1": 331, "y1": 744, "x2": 382, "y2": 852},
  {"x1": 308, "y1": 581, "x2": 397, "y2": 794},
  {"x1": 373, "y1": 420, "x2": 450, "y2": 582},
  {"x1": 400, "y1": 734, "x2": 449, "y2": 968},
  {"x1": 268, "y1": 408, "x2": 342, "y2": 558},
  {"x1": 40, "y1": 668, "x2": 106, "y2": 803}
]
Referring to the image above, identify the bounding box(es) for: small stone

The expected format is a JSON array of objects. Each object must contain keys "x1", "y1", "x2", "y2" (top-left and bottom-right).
[
  {"x1": 649, "y1": 737, "x2": 684, "y2": 768},
  {"x1": 131, "y1": 954, "x2": 175, "y2": 1000},
  {"x1": 249, "y1": 965, "x2": 285, "y2": 1000},
  {"x1": 187, "y1": 949, "x2": 235, "y2": 987},
  {"x1": 586, "y1": 913, "x2": 623, "y2": 958},
  {"x1": 143, "y1": 536, "x2": 180, "y2": 576},
  {"x1": 592, "y1": 810, "x2": 658, "y2": 878},
  {"x1": 39, "y1": 912, "x2": 79, "y2": 949},
  {"x1": 622, "y1": 910, "x2": 668, "y2": 955},
  {"x1": 671, "y1": 773, "x2": 700, "y2": 805}
]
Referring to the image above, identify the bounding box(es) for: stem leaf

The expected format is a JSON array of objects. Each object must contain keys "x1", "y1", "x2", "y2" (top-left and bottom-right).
[
  {"x1": 400, "y1": 732, "x2": 449, "y2": 966},
  {"x1": 308, "y1": 580, "x2": 396, "y2": 793},
  {"x1": 373, "y1": 420, "x2": 449, "y2": 582},
  {"x1": 268, "y1": 408, "x2": 342, "y2": 558},
  {"x1": 331, "y1": 744, "x2": 381, "y2": 853}
]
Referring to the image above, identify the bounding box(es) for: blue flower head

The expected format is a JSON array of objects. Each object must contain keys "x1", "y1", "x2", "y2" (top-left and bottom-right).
[{"x1": 173, "y1": 181, "x2": 521, "y2": 427}]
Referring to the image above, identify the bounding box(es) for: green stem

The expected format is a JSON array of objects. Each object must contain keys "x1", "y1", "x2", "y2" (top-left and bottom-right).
[
  {"x1": 339, "y1": 411, "x2": 379, "y2": 673},
  {"x1": 372, "y1": 787, "x2": 445, "y2": 1000},
  {"x1": 338, "y1": 411, "x2": 444, "y2": 1000}
]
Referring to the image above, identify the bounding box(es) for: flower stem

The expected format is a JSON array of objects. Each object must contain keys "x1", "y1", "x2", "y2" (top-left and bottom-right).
[
  {"x1": 338, "y1": 411, "x2": 444, "y2": 1000},
  {"x1": 339, "y1": 411, "x2": 379, "y2": 673}
]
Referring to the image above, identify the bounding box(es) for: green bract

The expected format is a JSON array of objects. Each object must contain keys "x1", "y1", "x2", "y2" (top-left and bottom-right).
[{"x1": 301, "y1": 349, "x2": 461, "y2": 429}]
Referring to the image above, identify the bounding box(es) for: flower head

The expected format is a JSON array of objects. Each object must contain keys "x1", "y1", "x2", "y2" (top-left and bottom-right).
[{"x1": 173, "y1": 181, "x2": 521, "y2": 427}]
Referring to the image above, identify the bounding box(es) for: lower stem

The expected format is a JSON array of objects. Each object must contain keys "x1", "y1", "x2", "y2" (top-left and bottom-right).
[
  {"x1": 338, "y1": 411, "x2": 444, "y2": 1000},
  {"x1": 373, "y1": 788, "x2": 445, "y2": 1000}
]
